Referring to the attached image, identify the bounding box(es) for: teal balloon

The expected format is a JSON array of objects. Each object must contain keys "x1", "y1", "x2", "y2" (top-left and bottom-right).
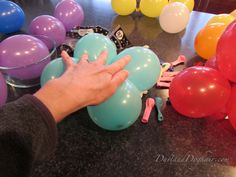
[
  {"x1": 40, "y1": 57, "x2": 76, "y2": 86},
  {"x1": 74, "y1": 33, "x2": 117, "y2": 64},
  {"x1": 87, "y1": 80, "x2": 142, "y2": 131},
  {"x1": 112, "y1": 47, "x2": 161, "y2": 91}
]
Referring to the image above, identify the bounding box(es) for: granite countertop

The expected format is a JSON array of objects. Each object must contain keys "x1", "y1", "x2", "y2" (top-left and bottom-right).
[{"x1": 2, "y1": 0, "x2": 236, "y2": 176}]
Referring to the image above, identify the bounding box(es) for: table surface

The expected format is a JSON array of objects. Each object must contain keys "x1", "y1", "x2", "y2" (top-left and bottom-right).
[{"x1": 2, "y1": 0, "x2": 236, "y2": 177}]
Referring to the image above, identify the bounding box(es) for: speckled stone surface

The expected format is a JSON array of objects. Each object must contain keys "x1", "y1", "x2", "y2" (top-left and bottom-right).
[{"x1": 2, "y1": 0, "x2": 236, "y2": 177}]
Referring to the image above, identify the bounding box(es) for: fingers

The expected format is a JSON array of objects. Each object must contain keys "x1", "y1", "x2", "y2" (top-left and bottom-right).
[
  {"x1": 107, "y1": 55, "x2": 131, "y2": 75},
  {"x1": 94, "y1": 50, "x2": 108, "y2": 65},
  {"x1": 111, "y1": 70, "x2": 129, "y2": 88},
  {"x1": 61, "y1": 51, "x2": 74, "y2": 68},
  {"x1": 79, "y1": 52, "x2": 89, "y2": 64}
]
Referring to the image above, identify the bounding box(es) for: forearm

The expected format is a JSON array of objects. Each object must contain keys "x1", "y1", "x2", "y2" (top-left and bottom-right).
[
  {"x1": 34, "y1": 79, "x2": 87, "y2": 122},
  {"x1": 0, "y1": 95, "x2": 57, "y2": 176}
]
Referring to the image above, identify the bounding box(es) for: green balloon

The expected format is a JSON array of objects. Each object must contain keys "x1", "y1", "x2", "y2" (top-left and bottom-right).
[
  {"x1": 111, "y1": 47, "x2": 161, "y2": 91},
  {"x1": 74, "y1": 33, "x2": 117, "y2": 64},
  {"x1": 40, "y1": 57, "x2": 76, "y2": 87},
  {"x1": 87, "y1": 80, "x2": 142, "y2": 131}
]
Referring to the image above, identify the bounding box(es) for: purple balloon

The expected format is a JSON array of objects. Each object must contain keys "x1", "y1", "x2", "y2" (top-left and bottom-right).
[
  {"x1": 54, "y1": 0, "x2": 84, "y2": 31},
  {"x1": 28, "y1": 15, "x2": 66, "y2": 49},
  {"x1": 0, "y1": 72, "x2": 7, "y2": 106},
  {"x1": 0, "y1": 35, "x2": 50, "y2": 80}
]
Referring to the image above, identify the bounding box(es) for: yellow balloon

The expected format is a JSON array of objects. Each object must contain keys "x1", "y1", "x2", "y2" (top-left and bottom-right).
[
  {"x1": 169, "y1": 0, "x2": 194, "y2": 12},
  {"x1": 140, "y1": 0, "x2": 169, "y2": 18},
  {"x1": 207, "y1": 14, "x2": 235, "y2": 26},
  {"x1": 111, "y1": 0, "x2": 136, "y2": 16}
]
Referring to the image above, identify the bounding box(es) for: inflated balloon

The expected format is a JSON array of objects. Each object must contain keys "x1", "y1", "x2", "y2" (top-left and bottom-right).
[
  {"x1": 227, "y1": 85, "x2": 236, "y2": 130},
  {"x1": 230, "y1": 9, "x2": 236, "y2": 18},
  {"x1": 169, "y1": 0, "x2": 195, "y2": 12},
  {"x1": 111, "y1": 47, "x2": 161, "y2": 91},
  {"x1": 159, "y1": 2, "x2": 190, "y2": 34},
  {"x1": 169, "y1": 66, "x2": 231, "y2": 118},
  {"x1": 0, "y1": 35, "x2": 50, "y2": 80},
  {"x1": 74, "y1": 33, "x2": 117, "y2": 64},
  {"x1": 216, "y1": 21, "x2": 236, "y2": 82},
  {"x1": 87, "y1": 80, "x2": 142, "y2": 131},
  {"x1": 207, "y1": 108, "x2": 227, "y2": 121},
  {"x1": 207, "y1": 14, "x2": 235, "y2": 26},
  {"x1": 194, "y1": 23, "x2": 227, "y2": 60},
  {"x1": 54, "y1": 0, "x2": 84, "y2": 31},
  {"x1": 205, "y1": 56, "x2": 218, "y2": 70},
  {"x1": 0, "y1": 1, "x2": 25, "y2": 34},
  {"x1": 29, "y1": 15, "x2": 66, "y2": 49},
  {"x1": 40, "y1": 57, "x2": 76, "y2": 86},
  {"x1": 111, "y1": 0, "x2": 136, "y2": 16},
  {"x1": 140, "y1": 0, "x2": 168, "y2": 18},
  {"x1": 0, "y1": 72, "x2": 7, "y2": 107}
]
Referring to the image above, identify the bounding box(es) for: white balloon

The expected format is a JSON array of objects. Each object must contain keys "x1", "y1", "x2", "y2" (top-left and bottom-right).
[{"x1": 159, "y1": 2, "x2": 190, "y2": 34}]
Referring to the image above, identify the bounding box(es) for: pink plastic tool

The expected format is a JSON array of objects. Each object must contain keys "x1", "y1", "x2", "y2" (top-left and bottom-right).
[
  {"x1": 156, "y1": 81, "x2": 171, "y2": 88},
  {"x1": 159, "y1": 76, "x2": 174, "y2": 82},
  {"x1": 141, "y1": 98, "x2": 155, "y2": 124},
  {"x1": 171, "y1": 55, "x2": 187, "y2": 66},
  {"x1": 162, "y1": 71, "x2": 180, "y2": 77}
]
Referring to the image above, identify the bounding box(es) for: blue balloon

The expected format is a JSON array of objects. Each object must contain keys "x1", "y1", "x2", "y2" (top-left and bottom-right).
[
  {"x1": 111, "y1": 47, "x2": 161, "y2": 91},
  {"x1": 0, "y1": 1, "x2": 25, "y2": 33},
  {"x1": 40, "y1": 57, "x2": 77, "y2": 87},
  {"x1": 74, "y1": 33, "x2": 117, "y2": 64},
  {"x1": 87, "y1": 80, "x2": 142, "y2": 131}
]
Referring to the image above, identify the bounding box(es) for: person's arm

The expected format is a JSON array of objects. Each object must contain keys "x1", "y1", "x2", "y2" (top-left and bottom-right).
[{"x1": 0, "y1": 95, "x2": 57, "y2": 177}]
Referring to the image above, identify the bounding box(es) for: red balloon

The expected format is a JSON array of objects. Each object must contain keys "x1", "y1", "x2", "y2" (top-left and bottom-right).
[
  {"x1": 216, "y1": 20, "x2": 236, "y2": 82},
  {"x1": 169, "y1": 66, "x2": 231, "y2": 118},
  {"x1": 205, "y1": 56, "x2": 218, "y2": 70},
  {"x1": 227, "y1": 84, "x2": 236, "y2": 130},
  {"x1": 207, "y1": 107, "x2": 227, "y2": 120}
]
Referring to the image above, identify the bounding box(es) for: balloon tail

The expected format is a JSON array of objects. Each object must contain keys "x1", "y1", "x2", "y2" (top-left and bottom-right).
[
  {"x1": 136, "y1": 7, "x2": 141, "y2": 12},
  {"x1": 171, "y1": 55, "x2": 187, "y2": 66},
  {"x1": 155, "y1": 97, "x2": 164, "y2": 122}
]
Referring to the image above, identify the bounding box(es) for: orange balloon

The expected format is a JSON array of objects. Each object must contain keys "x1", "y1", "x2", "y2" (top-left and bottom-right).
[{"x1": 194, "y1": 23, "x2": 227, "y2": 60}]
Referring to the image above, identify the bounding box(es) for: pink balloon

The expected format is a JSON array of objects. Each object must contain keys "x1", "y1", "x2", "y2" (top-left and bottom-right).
[
  {"x1": 54, "y1": 0, "x2": 84, "y2": 31},
  {"x1": 0, "y1": 72, "x2": 7, "y2": 106},
  {"x1": 0, "y1": 35, "x2": 50, "y2": 80},
  {"x1": 29, "y1": 15, "x2": 66, "y2": 49}
]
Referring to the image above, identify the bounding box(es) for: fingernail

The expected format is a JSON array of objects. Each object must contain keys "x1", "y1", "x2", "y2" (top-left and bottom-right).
[
  {"x1": 102, "y1": 50, "x2": 108, "y2": 55},
  {"x1": 125, "y1": 55, "x2": 131, "y2": 60},
  {"x1": 61, "y1": 50, "x2": 66, "y2": 55},
  {"x1": 124, "y1": 70, "x2": 129, "y2": 77}
]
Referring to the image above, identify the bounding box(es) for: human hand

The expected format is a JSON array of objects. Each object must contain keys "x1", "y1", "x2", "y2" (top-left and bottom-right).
[{"x1": 34, "y1": 51, "x2": 131, "y2": 122}]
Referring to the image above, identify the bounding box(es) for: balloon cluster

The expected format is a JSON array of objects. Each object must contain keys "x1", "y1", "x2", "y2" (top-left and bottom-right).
[
  {"x1": 170, "y1": 20, "x2": 236, "y2": 131},
  {"x1": 0, "y1": 0, "x2": 84, "y2": 89},
  {"x1": 41, "y1": 33, "x2": 162, "y2": 131},
  {"x1": 111, "y1": 0, "x2": 194, "y2": 34},
  {"x1": 29, "y1": 0, "x2": 84, "y2": 49},
  {"x1": 194, "y1": 13, "x2": 235, "y2": 60}
]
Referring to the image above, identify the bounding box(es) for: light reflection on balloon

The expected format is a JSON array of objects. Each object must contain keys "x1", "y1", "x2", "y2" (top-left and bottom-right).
[{"x1": 87, "y1": 80, "x2": 142, "y2": 131}]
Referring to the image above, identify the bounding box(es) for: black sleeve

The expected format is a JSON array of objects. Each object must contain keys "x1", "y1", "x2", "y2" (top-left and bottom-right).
[{"x1": 0, "y1": 95, "x2": 57, "y2": 177}]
